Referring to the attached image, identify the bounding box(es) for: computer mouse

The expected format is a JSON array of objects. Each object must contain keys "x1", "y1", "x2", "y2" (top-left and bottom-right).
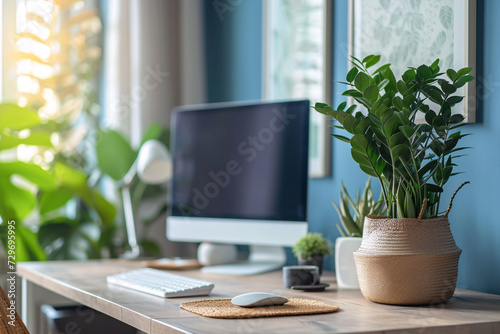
[{"x1": 231, "y1": 292, "x2": 289, "y2": 307}]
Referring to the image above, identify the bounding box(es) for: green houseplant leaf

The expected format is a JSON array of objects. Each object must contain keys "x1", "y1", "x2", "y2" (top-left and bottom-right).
[
  {"x1": 96, "y1": 129, "x2": 136, "y2": 181},
  {"x1": 315, "y1": 55, "x2": 474, "y2": 218},
  {"x1": 0, "y1": 103, "x2": 41, "y2": 130},
  {"x1": 333, "y1": 178, "x2": 385, "y2": 237}
]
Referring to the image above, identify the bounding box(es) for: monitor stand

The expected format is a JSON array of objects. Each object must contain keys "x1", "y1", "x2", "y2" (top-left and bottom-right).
[{"x1": 200, "y1": 244, "x2": 287, "y2": 276}]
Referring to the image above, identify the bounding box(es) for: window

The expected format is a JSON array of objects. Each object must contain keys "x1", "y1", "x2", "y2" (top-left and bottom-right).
[{"x1": 263, "y1": 0, "x2": 332, "y2": 177}]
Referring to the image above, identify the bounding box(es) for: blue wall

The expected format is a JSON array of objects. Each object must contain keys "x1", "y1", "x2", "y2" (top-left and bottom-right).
[
  {"x1": 204, "y1": 0, "x2": 499, "y2": 295},
  {"x1": 204, "y1": 0, "x2": 262, "y2": 102}
]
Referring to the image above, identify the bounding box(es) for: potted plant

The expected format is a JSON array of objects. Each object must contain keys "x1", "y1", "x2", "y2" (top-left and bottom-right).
[
  {"x1": 333, "y1": 178, "x2": 385, "y2": 289},
  {"x1": 314, "y1": 55, "x2": 473, "y2": 305},
  {"x1": 292, "y1": 233, "x2": 332, "y2": 275}
]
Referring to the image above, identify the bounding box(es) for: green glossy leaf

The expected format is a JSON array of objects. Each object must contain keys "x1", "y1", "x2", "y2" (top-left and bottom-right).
[
  {"x1": 39, "y1": 188, "x2": 74, "y2": 214},
  {"x1": 425, "y1": 110, "x2": 437, "y2": 125},
  {"x1": 363, "y1": 85, "x2": 379, "y2": 104},
  {"x1": 457, "y1": 67, "x2": 473, "y2": 77},
  {"x1": 426, "y1": 184, "x2": 444, "y2": 193},
  {"x1": 375, "y1": 156, "x2": 386, "y2": 175},
  {"x1": 430, "y1": 140, "x2": 443, "y2": 156},
  {"x1": 365, "y1": 55, "x2": 381, "y2": 68},
  {"x1": 391, "y1": 144, "x2": 408, "y2": 158},
  {"x1": 17, "y1": 225, "x2": 47, "y2": 261},
  {"x1": 373, "y1": 63, "x2": 391, "y2": 75},
  {"x1": 419, "y1": 160, "x2": 438, "y2": 178},
  {"x1": 0, "y1": 175, "x2": 36, "y2": 219},
  {"x1": 392, "y1": 96, "x2": 403, "y2": 111},
  {"x1": 359, "y1": 164, "x2": 378, "y2": 177},
  {"x1": 337, "y1": 101, "x2": 347, "y2": 111},
  {"x1": 0, "y1": 131, "x2": 52, "y2": 151},
  {"x1": 405, "y1": 192, "x2": 416, "y2": 218},
  {"x1": 453, "y1": 80, "x2": 467, "y2": 88},
  {"x1": 399, "y1": 125, "x2": 415, "y2": 138},
  {"x1": 54, "y1": 163, "x2": 116, "y2": 225},
  {"x1": 402, "y1": 69, "x2": 416, "y2": 83},
  {"x1": 377, "y1": 78, "x2": 390, "y2": 91},
  {"x1": 345, "y1": 104, "x2": 357, "y2": 115},
  {"x1": 346, "y1": 67, "x2": 359, "y2": 82},
  {"x1": 354, "y1": 72, "x2": 372, "y2": 92},
  {"x1": 417, "y1": 65, "x2": 432, "y2": 79},
  {"x1": 384, "y1": 115, "x2": 402, "y2": 136},
  {"x1": 423, "y1": 86, "x2": 443, "y2": 104},
  {"x1": 362, "y1": 55, "x2": 374, "y2": 64},
  {"x1": 457, "y1": 75, "x2": 474, "y2": 84},
  {"x1": 430, "y1": 59, "x2": 440, "y2": 72},
  {"x1": 446, "y1": 69, "x2": 458, "y2": 81},
  {"x1": 332, "y1": 134, "x2": 350, "y2": 143},
  {"x1": 432, "y1": 115, "x2": 446, "y2": 128},
  {"x1": 397, "y1": 80, "x2": 408, "y2": 95},
  {"x1": 350, "y1": 134, "x2": 368, "y2": 152},
  {"x1": 0, "y1": 162, "x2": 57, "y2": 190},
  {"x1": 447, "y1": 96, "x2": 464, "y2": 105},
  {"x1": 0, "y1": 103, "x2": 41, "y2": 131},
  {"x1": 450, "y1": 114, "x2": 465, "y2": 123},
  {"x1": 96, "y1": 129, "x2": 136, "y2": 181},
  {"x1": 403, "y1": 94, "x2": 415, "y2": 107},
  {"x1": 351, "y1": 148, "x2": 371, "y2": 166},
  {"x1": 383, "y1": 67, "x2": 398, "y2": 92},
  {"x1": 342, "y1": 89, "x2": 363, "y2": 98},
  {"x1": 14, "y1": 230, "x2": 29, "y2": 262},
  {"x1": 389, "y1": 132, "x2": 407, "y2": 148}
]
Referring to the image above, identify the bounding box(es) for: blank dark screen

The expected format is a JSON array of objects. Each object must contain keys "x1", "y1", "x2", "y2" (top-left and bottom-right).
[{"x1": 170, "y1": 100, "x2": 309, "y2": 221}]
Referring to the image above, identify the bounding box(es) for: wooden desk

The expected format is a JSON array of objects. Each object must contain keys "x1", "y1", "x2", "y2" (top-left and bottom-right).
[{"x1": 18, "y1": 260, "x2": 500, "y2": 334}]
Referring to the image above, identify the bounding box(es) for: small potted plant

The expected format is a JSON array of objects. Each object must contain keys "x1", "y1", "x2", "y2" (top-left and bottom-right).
[
  {"x1": 314, "y1": 55, "x2": 474, "y2": 304},
  {"x1": 333, "y1": 178, "x2": 385, "y2": 288},
  {"x1": 292, "y1": 233, "x2": 332, "y2": 275}
]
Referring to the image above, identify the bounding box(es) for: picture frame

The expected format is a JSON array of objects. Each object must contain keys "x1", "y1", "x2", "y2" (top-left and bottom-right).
[
  {"x1": 349, "y1": 0, "x2": 476, "y2": 123},
  {"x1": 263, "y1": 0, "x2": 332, "y2": 178}
]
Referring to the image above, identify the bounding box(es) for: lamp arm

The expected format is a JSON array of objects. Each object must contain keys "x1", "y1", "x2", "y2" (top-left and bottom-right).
[
  {"x1": 122, "y1": 160, "x2": 138, "y2": 187},
  {"x1": 121, "y1": 185, "x2": 140, "y2": 258}
]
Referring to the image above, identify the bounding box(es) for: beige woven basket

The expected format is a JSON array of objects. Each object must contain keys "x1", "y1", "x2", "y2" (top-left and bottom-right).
[{"x1": 354, "y1": 215, "x2": 461, "y2": 305}]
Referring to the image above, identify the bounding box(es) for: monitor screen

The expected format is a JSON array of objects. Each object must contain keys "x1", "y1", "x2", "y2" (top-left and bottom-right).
[{"x1": 170, "y1": 100, "x2": 309, "y2": 222}]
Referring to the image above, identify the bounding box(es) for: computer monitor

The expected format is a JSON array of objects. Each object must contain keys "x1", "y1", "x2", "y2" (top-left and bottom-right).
[{"x1": 166, "y1": 100, "x2": 309, "y2": 275}]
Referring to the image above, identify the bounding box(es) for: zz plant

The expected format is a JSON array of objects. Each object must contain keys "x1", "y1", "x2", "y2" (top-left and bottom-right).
[{"x1": 315, "y1": 55, "x2": 473, "y2": 219}]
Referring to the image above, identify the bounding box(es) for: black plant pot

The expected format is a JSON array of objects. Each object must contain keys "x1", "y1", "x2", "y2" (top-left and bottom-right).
[{"x1": 298, "y1": 254, "x2": 324, "y2": 275}]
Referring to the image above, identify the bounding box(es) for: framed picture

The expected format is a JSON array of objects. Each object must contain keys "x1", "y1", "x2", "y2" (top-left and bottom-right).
[
  {"x1": 349, "y1": 0, "x2": 476, "y2": 123},
  {"x1": 263, "y1": 0, "x2": 332, "y2": 178}
]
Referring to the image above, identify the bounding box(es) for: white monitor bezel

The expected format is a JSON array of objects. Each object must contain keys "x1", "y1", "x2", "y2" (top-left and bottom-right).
[{"x1": 167, "y1": 216, "x2": 308, "y2": 246}]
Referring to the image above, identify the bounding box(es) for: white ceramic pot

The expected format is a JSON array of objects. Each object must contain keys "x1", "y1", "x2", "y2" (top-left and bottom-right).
[{"x1": 335, "y1": 237, "x2": 362, "y2": 289}]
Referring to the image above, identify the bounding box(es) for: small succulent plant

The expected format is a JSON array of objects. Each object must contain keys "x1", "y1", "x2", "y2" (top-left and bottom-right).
[
  {"x1": 333, "y1": 178, "x2": 386, "y2": 237},
  {"x1": 292, "y1": 233, "x2": 332, "y2": 260}
]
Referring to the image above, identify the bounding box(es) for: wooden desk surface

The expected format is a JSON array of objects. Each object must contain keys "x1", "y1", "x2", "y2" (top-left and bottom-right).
[{"x1": 18, "y1": 260, "x2": 500, "y2": 334}]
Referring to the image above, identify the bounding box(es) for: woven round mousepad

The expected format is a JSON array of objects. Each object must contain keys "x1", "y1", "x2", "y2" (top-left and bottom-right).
[{"x1": 180, "y1": 298, "x2": 340, "y2": 319}]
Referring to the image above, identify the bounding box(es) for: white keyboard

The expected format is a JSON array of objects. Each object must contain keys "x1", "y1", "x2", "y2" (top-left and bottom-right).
[{"x1": 106, "y1": 268, "x2": 215, "y2": 298}]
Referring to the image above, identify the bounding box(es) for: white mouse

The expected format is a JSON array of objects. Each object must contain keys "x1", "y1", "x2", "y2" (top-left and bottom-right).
[{"x1": 231, "y1": 292, "x2": 289, "y2": 307}]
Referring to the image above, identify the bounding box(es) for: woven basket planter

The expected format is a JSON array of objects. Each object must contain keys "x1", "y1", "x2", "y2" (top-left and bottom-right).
[{"x1": 354, "y1": 215, "x2": 461, "y2": 305}]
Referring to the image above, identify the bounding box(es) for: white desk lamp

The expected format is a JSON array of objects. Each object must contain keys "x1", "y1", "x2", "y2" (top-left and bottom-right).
[{"x1": 121, "y1": 139, "x2": 172, "y2": 259}]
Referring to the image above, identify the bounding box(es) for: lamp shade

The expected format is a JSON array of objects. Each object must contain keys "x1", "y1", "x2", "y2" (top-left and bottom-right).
[{"x1": 137, "y1": 139, "x2": 172, "y2": 184}]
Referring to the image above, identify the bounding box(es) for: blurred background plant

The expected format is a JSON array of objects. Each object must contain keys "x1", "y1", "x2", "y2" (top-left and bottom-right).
[
  {"x1": 333, "y1": 178, "x2": 386, "y2": 237},
  {"x1": 0, "y1": 0, "x2": 167, "y2": 261}
]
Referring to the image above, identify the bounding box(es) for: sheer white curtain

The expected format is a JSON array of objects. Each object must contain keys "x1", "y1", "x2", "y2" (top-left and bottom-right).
[
  {"x1": 102, "y1": 0, "x2": 206, "y2": 257},
  {"x1": 102, "y1": 0, "x2": 206, "y2": 147}
]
